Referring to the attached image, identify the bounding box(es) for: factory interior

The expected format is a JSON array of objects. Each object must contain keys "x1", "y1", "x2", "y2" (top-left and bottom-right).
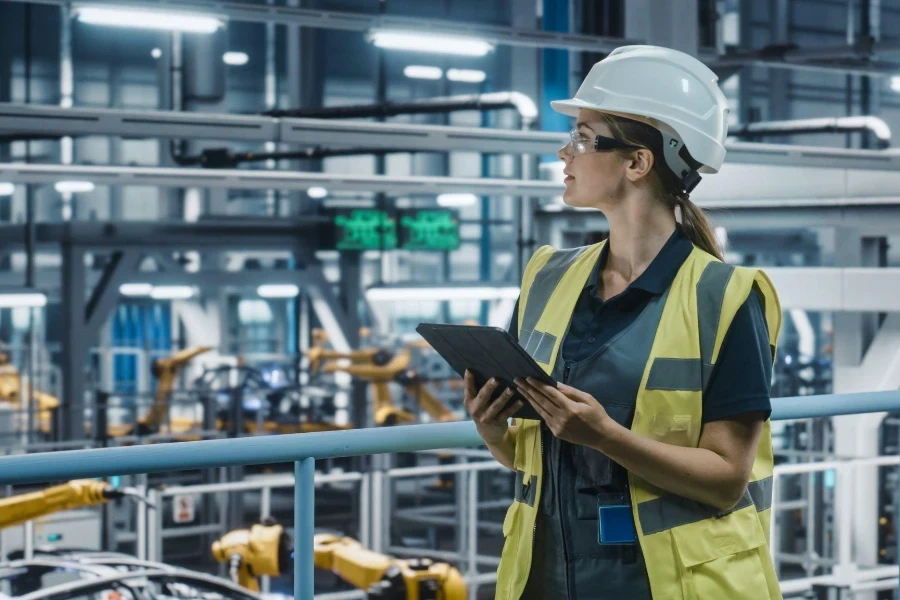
[{"x1": 0, "y1": 0, "x2": 900, "y2": 598}]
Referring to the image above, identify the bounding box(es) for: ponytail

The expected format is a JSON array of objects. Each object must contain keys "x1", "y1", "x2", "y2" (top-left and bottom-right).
[{"x1": 673, "y1": 196, "x2": 724, "y2": 262}]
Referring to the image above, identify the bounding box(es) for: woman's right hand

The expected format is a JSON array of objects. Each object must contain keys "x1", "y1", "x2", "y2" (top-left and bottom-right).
[{"x1": 464, "y1": 369, "x2": 522, "y2": 444}]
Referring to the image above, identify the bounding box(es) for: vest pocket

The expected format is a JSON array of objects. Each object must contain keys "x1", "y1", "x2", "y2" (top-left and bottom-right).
[{"x1": 670, "y1": 506, "x2": 769, "y2": 600}]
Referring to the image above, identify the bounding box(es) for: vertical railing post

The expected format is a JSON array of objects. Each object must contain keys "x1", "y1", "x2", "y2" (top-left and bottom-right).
[
  {"x1": 467, "y1": 469, "x2": 478, "y2": 600},
  {"x1": 260, "y1": 486, "x2": 272, "y2": 594},
  {"x1": 294, "y1": 457, "x2": 315, "y2": 600}
]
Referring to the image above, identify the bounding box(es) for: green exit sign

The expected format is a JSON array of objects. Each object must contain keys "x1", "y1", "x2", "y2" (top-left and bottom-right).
[
  {"x1": 334, "y1": 210, "x2": 398, "y2": 251},
  {"x1": 331, "y1": 209, "x2": 460, "y2": 252},
  {"x1": 399, "y1": 210, "x2": 461, "y2": 251}
]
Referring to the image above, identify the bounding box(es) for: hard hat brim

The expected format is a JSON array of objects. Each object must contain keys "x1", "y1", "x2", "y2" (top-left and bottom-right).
[{"x1": 550, "y1": 98, "x2": 591, "y2": 118}]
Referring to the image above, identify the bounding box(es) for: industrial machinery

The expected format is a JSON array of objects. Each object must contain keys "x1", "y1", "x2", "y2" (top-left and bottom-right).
[
  {"x1": 194, "y1": 364, "x2": 351, "y2": 434},
  {"x1": 0, "y1": 480, "x2": 152, "y2": 531},
  {"x1": 211, "y1": 526, "x2": 467, "y2": 599},
  {"x1": 138, "y1": 345, "x2": 213, "y2": 434},
  {"x1": 0, "y1": 352, "x2": 59, "y2": 436},
  {"x1": 309, "y1": 346, "x2": 455, "y2": 427},
  {"x1": 210, "y1": 522, "x2": 290, "y2": 592}
]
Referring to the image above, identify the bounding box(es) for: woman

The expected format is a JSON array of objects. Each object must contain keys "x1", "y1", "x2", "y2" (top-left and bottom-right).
[{"x1": 464, "y1": 46, "x2": 783, "y2": 599}]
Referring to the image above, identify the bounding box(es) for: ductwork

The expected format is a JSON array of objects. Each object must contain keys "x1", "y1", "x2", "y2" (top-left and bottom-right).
[
  {"x1": 729, "y1": 116, "x2": 892, "y2": 149},
  {"x1": 263, "y1": 91, "x2": 538, "y2": 125}
]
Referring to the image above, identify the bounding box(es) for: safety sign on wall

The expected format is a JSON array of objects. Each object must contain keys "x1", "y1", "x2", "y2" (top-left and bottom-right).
[{"x1": 172, "y1": 494, "x2": 196, "y2": 524}]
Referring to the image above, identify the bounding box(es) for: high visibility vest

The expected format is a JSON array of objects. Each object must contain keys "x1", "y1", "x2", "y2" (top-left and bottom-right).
[{"x1": 495, "y1": 241, "x2": 783, "y2": 600}]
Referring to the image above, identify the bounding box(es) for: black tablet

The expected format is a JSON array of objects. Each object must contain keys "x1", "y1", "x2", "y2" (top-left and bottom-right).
[{"x1": 415, "y1": 322, "x2": 556, "y2": 422}]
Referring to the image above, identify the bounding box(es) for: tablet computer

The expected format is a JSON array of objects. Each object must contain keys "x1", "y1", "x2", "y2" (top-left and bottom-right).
[{"x1": 415, "y1": 322, "x2": 555, "y2": 422}]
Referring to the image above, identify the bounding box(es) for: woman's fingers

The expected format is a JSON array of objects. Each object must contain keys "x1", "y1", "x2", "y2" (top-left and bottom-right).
[
  {"x1": 496, "y1": 398, "x2": 524, "y2": 421},
  {"x1": 483, "y1": 387, "x2": 514, "y2": 421}
]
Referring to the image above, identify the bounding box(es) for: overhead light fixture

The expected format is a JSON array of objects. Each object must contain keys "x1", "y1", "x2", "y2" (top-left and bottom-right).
[
  {"x1": 119, "y1": 283, "x2": 153, "y2": 297},
  {"x1": 447, "y1": 68, "x2": 486, "y2": 83},
  {"x1": 307, "y1": 187, "x2": 328, "y2": 199},
  {"x1": 437, "y1": 193, "x2": 477, "y2": 208},
  {"x1": 223, "y1": 51, "x2": 249, "y2": 66},
  {"x1": 54, "y1": 180, "x2": 95, "y2": 194},
  {"x1": 0, "y1": 183, "x2": 14, "y2": 196},
  {"x1": 368, "y1": 29, "x2": 494, "y2": 57},
  {"x1": 151, "y1": 48, "x2": 162, "y2": 59},
  {"x1": 366, "y1": 285, "x2": 519, "y2": 302},
  {"x1": 74, "y1": 6, "x2": 223, "y2": 33},
  {"x1": 404, "y1": 65, "x2": 443, "y2": 80},
  {"x1": 892, "y1": 76, "x2": 900, "y2": 93},
  {"x1": 0, "y1": 291, "x2": 47, "y2": 308},
  {"x1": 258, "y1": 284, "x2": 300, "y2": 299},
  {"x1": 150, "y1": 285, "x2": 195, "y2": 300}
]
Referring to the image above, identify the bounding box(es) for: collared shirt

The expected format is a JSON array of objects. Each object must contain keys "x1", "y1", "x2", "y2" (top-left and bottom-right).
[{"x1": 509, "y1": 225, "x2": 772, "y2": 423}]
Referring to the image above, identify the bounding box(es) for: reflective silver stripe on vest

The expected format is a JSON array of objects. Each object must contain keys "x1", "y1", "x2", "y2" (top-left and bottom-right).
[
  {"x1": 748, "y1": 476, "x2": 773, "y2": 512},
  {"x1": 638, "y1": 477, "x2": 773, "y2": 535},
  {"x1": 644, "y1": 262, "x2": 735, "y2": 391},
  {"x1": 697, "y1": 262, "x2": 736, "y2": 390},
  {"x1": 514, "y1": 470, "x2": 538, "y2": 507},
  {"x1": 645, "y1": 358, "x2": 703, "y2": 391},
  {"x1": 520, "y1": 245, "x2": 595, "y2": 338}
]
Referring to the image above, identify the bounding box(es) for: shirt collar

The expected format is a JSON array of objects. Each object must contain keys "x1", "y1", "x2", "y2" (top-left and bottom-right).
[{"x1": 586, "y1": 225, "x2": 694, "y2": 296}]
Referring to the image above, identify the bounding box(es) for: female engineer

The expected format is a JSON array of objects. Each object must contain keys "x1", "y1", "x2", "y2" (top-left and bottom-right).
[{"x1": 464, "y1": 45, "x2": 783, "y2": 600}]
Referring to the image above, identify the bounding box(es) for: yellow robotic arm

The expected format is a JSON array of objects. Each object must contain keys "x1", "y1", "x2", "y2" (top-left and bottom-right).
[
  {"x1": 141, "y1": 345, "x2": 212, "y2": 432},
  {"x1": 0, "y1": 480, "x2": 151, "y2": 530},
  {"x1": 314, "y1": 534, "x2": 467, "y2": 600},
  {"x1": 211, "y1": 523, "x2": 290, "y2": 592}
]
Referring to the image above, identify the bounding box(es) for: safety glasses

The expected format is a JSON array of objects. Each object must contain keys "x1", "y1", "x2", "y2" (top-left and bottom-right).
[{"x1": 562, "y1": 129, "x2": 643, "y2": 157}]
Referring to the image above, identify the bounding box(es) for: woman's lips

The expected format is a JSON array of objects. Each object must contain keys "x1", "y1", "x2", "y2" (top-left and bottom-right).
[{"x1": 564, "y1": 175, "x2": 574, "y2": 183}]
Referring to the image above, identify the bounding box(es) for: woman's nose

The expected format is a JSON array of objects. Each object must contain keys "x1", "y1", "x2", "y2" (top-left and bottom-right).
[{"x1": 558, "y1": 144, "x2": 573, "y2": 162}]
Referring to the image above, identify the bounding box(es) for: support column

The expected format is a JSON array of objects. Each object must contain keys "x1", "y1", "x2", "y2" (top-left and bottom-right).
[
  {"x1": 625, "y1": 0, "x2": 699, "y2": 56},
  {"x1": 61, "y1": 243, "x2": 87, "y2": 440},
  {"x1": 829, "y1": 228, "x2": 886, "y2": 594},
  {"x1": 338, "y1": 252, "x2": 366, "y2": 427}
]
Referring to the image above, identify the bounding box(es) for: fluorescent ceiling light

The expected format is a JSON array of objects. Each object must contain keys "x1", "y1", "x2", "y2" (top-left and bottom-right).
[
  {"x1": 307, "y1": 187, "x2": 328, "y2": 199},
  {"x1": 367, "y1": 285, "x2": 519, "y2": 302},
  {"x1": 119, "y1": 283, "x2": 153, "y2": 297},
  {"x1": 150, "y1": 285, "x2": 195, "y2": 300},
  {"x1": 437, "y1": 193, "x2": 477, "y2": 208},
  {"x1": 223, "y1": 51, "x2": 249, "y2": 66},
  {"x1": 404, "y1": 65, "x2": 443, "y2": 80},
  {"x1": 447, "y1": 68, "x2": 486, "y2": 83},
  {"x1": 54, "y1": 180, "x2": 95, "y2": 194},
  {"x1": 892, "y1": 76, "x2": 900, "y2": 93},
  {"x1": 0, "y1": 183, "x2": 14, "y2": 197},
  {"x1": 258, "y1": 284, "x2": 300, "y2": 299},
  {"x1": 151, "y1": 48, "x2": 162, "y2": 59},
  {"x1": 369, "y1": 29, "x2": 494, "y2": 57},
  {"x1": 74, "y1": 6, "x2": 223, "y2": 33},
  {"x1": 0, "y1": 292, "x2": 47, "y2": 308}
]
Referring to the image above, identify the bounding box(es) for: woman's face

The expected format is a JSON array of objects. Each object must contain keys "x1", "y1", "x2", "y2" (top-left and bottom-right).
[{"x1": 557, "y1": 109, "x2": 629, "y2": 210}]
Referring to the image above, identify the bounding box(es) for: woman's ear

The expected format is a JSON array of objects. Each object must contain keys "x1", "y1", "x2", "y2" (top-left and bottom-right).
[{"x1": 625, "y1": 148, "x2": 655, "y2": 183}]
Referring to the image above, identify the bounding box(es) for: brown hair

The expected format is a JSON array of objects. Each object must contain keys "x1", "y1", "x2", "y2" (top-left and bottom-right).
[{"x1": 598, "y1": 113, "x2": 725, "y2": 262}]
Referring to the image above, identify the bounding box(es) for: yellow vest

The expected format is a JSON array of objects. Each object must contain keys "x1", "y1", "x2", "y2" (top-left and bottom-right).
[{"x1": 495, "y1": 241, "x2": 783, "y2": 600}]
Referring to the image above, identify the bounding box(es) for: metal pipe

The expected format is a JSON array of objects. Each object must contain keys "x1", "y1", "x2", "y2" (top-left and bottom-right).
[
  {"x1": 295, "y1": 458, "x2": 315, "y2": 600},
  {"x1": 147, "y1": 488, "x2": 161, "y2": 562},
  {"x1": 265, "y1": 92, "x2": 538, "y2": 124},
  {"x1": 467, "y1": 469, "x2": 478, "y2": 600},
  {"x1": 730, "y1": 116, "x2": 892, "y2": 149}
]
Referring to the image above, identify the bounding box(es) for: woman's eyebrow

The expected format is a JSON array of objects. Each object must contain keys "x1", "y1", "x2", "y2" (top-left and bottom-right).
[{"x1": 576, "y1": 121, "x2": 597, "y2": 134}]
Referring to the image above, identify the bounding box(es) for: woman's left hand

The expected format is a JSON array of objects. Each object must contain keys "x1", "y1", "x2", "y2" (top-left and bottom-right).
[{"x1": 514, "y1": 377, "x2": 613, "y2": 447}]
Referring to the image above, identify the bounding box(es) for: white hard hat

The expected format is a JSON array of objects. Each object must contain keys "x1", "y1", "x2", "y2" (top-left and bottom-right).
[{"x1": 551, "y1": 45, "x2": 730, "y2": 191}]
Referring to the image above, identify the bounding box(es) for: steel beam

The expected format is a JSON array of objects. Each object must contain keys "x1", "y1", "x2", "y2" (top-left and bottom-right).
[
  {"x1": 2, "y1": 104, "x2": 900, "y2": 170},
  {"x1": 84, "y1": 249, "x2": 141, "y2": 341},
  {"x1": 60, "y1": 243, "x2": 87, "y2": 440},
  {"x1": 0, "y1": 163, "x2": 564, "y2": 197},
  {"x1": 0, "y1": 0, "x2": 639, "y2": 53}
]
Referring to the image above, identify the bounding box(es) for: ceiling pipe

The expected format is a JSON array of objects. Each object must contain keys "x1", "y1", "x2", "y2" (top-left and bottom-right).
[
  {"x1": 171, "y1": 91, "x2": 539, "y2": 167},
  {"x1": 262, "y1": 91, "x2": 538, "y2": 126},
  {"x1": 730, "y1": 116, "x2": 892, "y2": 149}
]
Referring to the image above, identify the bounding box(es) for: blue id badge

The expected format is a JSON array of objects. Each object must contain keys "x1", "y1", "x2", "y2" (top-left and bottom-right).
[{"x1": 598, "y1": 504, "x2": 638, "y2": 545}]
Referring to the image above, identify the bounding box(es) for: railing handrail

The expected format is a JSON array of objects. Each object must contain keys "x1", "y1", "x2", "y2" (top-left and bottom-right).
[{"x1": 1, "y1": 390, "x2": 899, "y2": 486}]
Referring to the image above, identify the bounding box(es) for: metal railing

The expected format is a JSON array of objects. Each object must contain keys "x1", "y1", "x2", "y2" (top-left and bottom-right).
[{"x1": 2, "y1": 390, "x2": 900, "y2": 599}]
